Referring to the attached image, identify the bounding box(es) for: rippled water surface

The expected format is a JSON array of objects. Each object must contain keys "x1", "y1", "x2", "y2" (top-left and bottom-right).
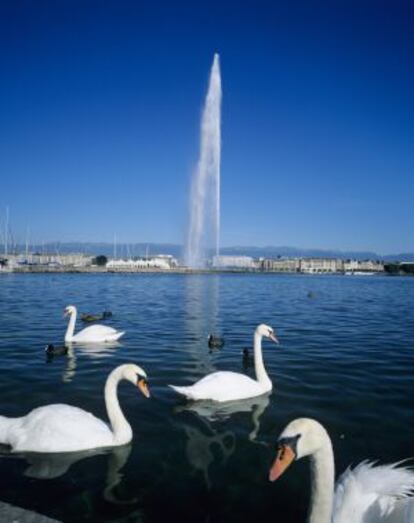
[{"x1": 0, "y1": 273, "x2": 413, "y2": 522}]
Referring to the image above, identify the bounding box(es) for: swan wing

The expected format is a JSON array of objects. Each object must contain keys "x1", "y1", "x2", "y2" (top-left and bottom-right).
[
  {"x1": 72, "y1": 325, "x2": 124, "y2": 342},
  {"x1": 170, "y1": 371, "x2": 263, "y2": 402},
  {"x1": 379, "y1": 497, "x2": 414, "y2": 523},
  {"x1": 7, "y1": 404, "x2": 113, "y2": 452},
  {"x1": 333, "y1": 461, "x2": 414, "y2": 523}
]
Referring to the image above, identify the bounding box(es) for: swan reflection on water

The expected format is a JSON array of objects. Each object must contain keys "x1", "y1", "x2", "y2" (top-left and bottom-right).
[
  {"x1": 73, "y1": 341, "x2": 122, "y2": 358},
  {"x1": 0, "y1": 444, "x2": 135, "y2": 503},
  {"x1": 179, "y1": 415, "x2": 235, "y2": 489},
  {"x1": 175, "y1": 393, "x2": 270, "y2": 432},
  {"x1": 175, "y1": 394, "x2": 270, "y2": 488},
  {"x1": 45, "y1": 342, "x2": 121, "y2": 383}
]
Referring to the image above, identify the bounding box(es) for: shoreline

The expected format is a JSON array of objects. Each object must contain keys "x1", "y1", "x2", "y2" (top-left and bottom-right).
[{"x1": 0, "y1": 266, "x2": 396, "y2": 276}]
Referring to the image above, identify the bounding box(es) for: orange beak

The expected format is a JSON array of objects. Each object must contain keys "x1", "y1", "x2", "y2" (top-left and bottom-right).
[
  {"x1": 137, "y1": 378, "x2": 150, "y2": 398},
  {"x1": 269, "y1": 444, "x2": 295, "y2": 481}
]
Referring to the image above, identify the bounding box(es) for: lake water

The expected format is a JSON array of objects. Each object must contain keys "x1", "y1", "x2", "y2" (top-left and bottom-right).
[{"x1": 0, "y1": 273, "x2": 413, "y2": 522}]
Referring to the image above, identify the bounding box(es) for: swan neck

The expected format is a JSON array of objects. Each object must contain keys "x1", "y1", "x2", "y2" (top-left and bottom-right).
[
  {"x1": 308, "y1": 435, "x2": 335, "y2": 523},
  {"x1": 65, "y1": 309, "x2": 77, "y2": 342},
  {"x1": 253, "y1": 331, "x2": 271, "y2": 390},
  {"x1": 104, "y1": 367, "x2": 132, "y2": 446}
]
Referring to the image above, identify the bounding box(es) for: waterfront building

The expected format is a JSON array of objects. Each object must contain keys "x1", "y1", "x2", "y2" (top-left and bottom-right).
[
  {"x1": 212, "y1": 255, "x2": 257, "y2": 269},
  {"x1": 261, "y1": 258, "x2": 300, "y2": 272},
  {"x1": 107, "y1": 255, "x2": 178, "y2": 271},
  {"x1": 2, "y1": 253, "x2": 95, "y2": 271},
  {"x1": 299, "y1": 258, "x2": 343, "y2": 273},
  {"x1": 27, "y1": 253, "x2": 94, "y2": 267},
  {"x1": 343, "y1": 259, "x2": 384, "y2": 273}
]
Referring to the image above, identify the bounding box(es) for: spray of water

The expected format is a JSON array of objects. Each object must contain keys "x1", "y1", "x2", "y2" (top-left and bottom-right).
[{"x1": 185, "y1": 53, "x2": 222, "y2": 268}]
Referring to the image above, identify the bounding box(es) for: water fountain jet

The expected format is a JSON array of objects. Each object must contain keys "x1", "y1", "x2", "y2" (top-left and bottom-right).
[{"x1": 185, "y1": 54, "x2": 222, "y2": 268}]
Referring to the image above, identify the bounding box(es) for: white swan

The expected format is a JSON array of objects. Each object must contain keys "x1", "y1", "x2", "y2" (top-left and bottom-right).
[
  {"x1": 269, "y1": 418, "x2": 414, "y2": 523},
  {"x1": 169, "y1": 324, "x2": 278, "y2": 402},
  {"x1": 64, "y1": 305, "x2": 125, "y2": 343},
  {"x1": 0, "y1": 363, "x2": 150, "y2": 453}
]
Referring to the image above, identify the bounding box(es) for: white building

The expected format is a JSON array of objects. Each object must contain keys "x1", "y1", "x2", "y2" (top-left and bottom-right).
[
  {"x1": 261, "y1": 258, "x2": 300, "y2": 272},
  {"x1": 107, "y1": 255, "x2": 178, "y2": 271},
  {"x1": 212, "y1": 255, "x2": 257, "y2": 269},
  {"x1": 343, "y1": 259, "x2": 384, "y2": 273},
  {"x1": 8, "y1": 253, "x2": 93, "y2": 267},
  {"x1": 300, "y1": 258, "x2": 343, "y2": 273}
]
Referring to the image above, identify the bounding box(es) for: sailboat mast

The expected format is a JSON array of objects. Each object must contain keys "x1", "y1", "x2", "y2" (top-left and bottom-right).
[
  {"x1": 25, "y1": 226, "x2": 30, "y2": 259},
  {"x1": 4, "y1": 206, "x2": 9, "y2": 256}
]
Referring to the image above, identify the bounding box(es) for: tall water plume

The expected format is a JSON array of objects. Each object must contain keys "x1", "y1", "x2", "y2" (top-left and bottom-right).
[{"x1": 185, "y1": 53, "x2": 222, "y2": 268}]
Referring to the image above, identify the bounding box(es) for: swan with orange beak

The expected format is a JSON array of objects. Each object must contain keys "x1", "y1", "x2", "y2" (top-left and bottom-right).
[{"x1": 269, "y1": 418, "x2": 414, "y2": 523}]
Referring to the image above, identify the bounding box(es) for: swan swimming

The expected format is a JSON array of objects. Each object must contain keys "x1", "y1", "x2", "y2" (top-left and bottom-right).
[
  {"x1": 169, "y1": 324, "x2": 278, "y2": 402},
  {"x1": 64, "y1": 305, "x2": 124, "y2": 343},
  {"x1": 0, "y1": 363, "x2": 149, "y2": 453},
  {"x1": 269, "y1": 417, "x2": 414, "y2": 523}
]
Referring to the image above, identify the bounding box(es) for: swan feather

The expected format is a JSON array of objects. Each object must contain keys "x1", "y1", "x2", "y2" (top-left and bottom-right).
[
  {"x1": 169, "y1": 371, "x2": 265, "y2": 402},
  {"x1": 333, "y1": 460, "x2": 414, "y2": 523},
  {"x1": 71, "y1": 325, "x2": 124, "y2": 342},
  {"x1": 0, "y1": 405, "x2": 113, "y2": 453}
]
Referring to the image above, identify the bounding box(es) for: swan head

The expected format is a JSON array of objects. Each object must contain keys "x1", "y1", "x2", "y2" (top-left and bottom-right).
[
  {"x1": 63, "y1": 305, "x2": 76, "y2": 317},
  {"x1": 256, "y1": 324, "x2": 279, "y2": 344},
  {"x1": 269, "y1": 418, "x2": 328, "y2": 481},
  {"x1": 120, "y1": 364, "x2": 150, "y2": 399}
]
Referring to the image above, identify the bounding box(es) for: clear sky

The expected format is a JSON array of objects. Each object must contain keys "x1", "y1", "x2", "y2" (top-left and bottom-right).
[{"x1": 0, "y1": 0, "x2": 413, "y2": 254}]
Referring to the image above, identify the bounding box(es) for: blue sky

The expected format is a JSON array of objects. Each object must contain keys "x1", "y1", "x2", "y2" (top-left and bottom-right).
[{"x1": 0, "y1": 0, "x2": 413, "y2": 254}]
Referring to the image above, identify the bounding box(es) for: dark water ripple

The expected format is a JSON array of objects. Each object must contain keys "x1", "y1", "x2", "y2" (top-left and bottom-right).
[{"x1": 0, "y1": 273, "x2": 413, "y2": 522}]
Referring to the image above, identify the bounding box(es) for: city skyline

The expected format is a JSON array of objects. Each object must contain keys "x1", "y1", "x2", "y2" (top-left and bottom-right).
[{"x1": 1, "y1": 1, "x2": 413, "y2": 254}]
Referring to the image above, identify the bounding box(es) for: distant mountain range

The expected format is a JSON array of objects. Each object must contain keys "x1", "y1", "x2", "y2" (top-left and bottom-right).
[
  {"x1": 220, "y1": 245, "x2": 414, "y2": 262},
  {"x1": 14, "y1": 242, "x2": 414, "y2": 262}
]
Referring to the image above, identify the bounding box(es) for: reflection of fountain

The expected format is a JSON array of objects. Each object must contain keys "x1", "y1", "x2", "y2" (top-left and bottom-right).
[
  {"x1": 183, "y1": 276, "x2": 219, "y2": 375},
  {"x1": 185, "y1": 53, "x2": 222, "y2": 268}
]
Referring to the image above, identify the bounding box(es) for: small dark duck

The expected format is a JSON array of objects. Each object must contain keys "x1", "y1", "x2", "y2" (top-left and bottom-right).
[
  {"x1": 81, "y1": 311, "x2": 113, "y2": 322},
  {"x1": 208, "y1": 334, "x2": 225, "y2": 350},
  {"x1": 45, "y1": 344, "x2": 69, "y2": 356},
  {"x1": 242, "y1": 348, "x2": 254, "y2": 368}
]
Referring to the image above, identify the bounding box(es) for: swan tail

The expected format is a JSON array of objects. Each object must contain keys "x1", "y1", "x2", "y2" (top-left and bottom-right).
[
  {"x1": 334, "y1": 460, "x2": 414, "y2": 522},
  {"x1": 112, "y1": 331, "x2": 125, "y2": 341},
  {"x1": 0, "y1": 415, "x2": 16, "y2": 446},
  {"x1": 338, "y1": 460, "x2": 414, "y2": 498},
  {"x1": 169, "y1": 385, "x2": 194, "y2": 399}
]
